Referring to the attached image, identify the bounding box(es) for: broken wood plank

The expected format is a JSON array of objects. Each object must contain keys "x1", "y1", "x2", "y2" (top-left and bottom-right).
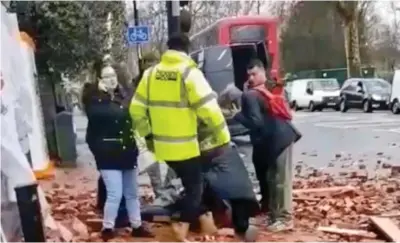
[
  {"x1": 370, "y1": 216, "x2": 400, "y2": 242},
  {"x1": 55, "y1": 222, "x2": 73, "y2": 242},
  {"x1": 293, "y1": 196, "x2": 321, "y2": 202},
  {"x1": 294, "y1": 186, "x2": 355, "y2": 195},
  {"x1": 379, "y1": 212, "x2": 400, "y2": 218},
  {"x1": 317, "y1": 226, "x2": 377, "y2": 239}
]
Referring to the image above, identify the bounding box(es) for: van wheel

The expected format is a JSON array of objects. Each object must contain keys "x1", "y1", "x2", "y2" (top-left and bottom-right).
[
  {"x1": 339, "y1": 98, "x2": 348, "y2": 113},
  {"x1": 363, "y1": 100, "x2": 373, "y2": 113},
  {"x1": 392, "y1": 100, "x2": 400, "y2": 114},
  {"x1": 308, "y1": 101, "x2": 316, "y2": 112}
]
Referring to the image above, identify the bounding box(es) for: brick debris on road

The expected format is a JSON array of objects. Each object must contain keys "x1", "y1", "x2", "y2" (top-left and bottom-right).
[{"x1": 40, "y1": 162, "x2": 400, "y2": 242}]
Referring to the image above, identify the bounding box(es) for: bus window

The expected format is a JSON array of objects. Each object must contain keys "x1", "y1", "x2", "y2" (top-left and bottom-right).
[{"x1": 230, "y1": 25, "x2": 266, "y2": 43}]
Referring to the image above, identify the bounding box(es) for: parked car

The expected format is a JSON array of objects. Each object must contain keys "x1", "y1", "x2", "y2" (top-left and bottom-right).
[
  {"x1": 289, "y1": 78, "x2": 340, "y2": 111},
  {"x1": 389, "y1": 70, "x2": 400, "y2": 114},
  {"x1": 339, "y1": 78, "x2": 391, "y2": 113}
]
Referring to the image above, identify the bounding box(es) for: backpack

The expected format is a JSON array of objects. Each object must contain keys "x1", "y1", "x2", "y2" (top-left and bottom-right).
[{"x1": 253, "y1": 85, "x2": 293, "y2": 121}]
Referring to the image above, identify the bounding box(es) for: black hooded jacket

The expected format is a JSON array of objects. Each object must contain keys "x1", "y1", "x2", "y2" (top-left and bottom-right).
[{"x1": 234, "y1": 90, "x2": 301, "y2": 158}]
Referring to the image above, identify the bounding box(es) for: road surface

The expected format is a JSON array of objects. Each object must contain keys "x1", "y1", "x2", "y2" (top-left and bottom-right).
[
  {"x1": 234, "y1": 109, "x2": 400, "y2": 184},
  {"x1": 73, "y1": 109, "x2": 400, "y2": 186}
]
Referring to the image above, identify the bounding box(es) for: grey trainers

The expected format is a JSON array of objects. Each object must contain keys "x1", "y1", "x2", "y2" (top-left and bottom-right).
[{"x1": 266, "y1": 219, "x2": 293, "y2": 232}]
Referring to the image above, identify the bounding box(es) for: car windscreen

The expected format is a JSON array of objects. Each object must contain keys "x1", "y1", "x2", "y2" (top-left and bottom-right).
[
  {"x1": 313, "y1": 79, "x2": 340, "y2": 90},
  {"x1": 364, "y1": 79, "x2": 391, "y2": 92}
]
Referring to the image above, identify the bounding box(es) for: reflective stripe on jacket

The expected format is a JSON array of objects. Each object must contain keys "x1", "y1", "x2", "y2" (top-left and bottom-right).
[
  {"x1": 198, "y1": 117, "x2": 231, "y2": 153},
  {"x1": 129, "y1": 50, "x2": 228, "y2": 161}
]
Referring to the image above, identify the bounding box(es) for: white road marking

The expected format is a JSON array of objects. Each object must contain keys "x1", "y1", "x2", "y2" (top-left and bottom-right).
[
  {"x1": 295, "y1": 116, "x2": 357, "y2": 124},
  {"x1": 315, "y1": 119, "x2": 400, "y2": 128},
  {"x1": 317, "y1": 122, "x2": 400, "y2": 129},
  {"x1": 373, "y1": 128, "x2": 400, "y2": 134}
]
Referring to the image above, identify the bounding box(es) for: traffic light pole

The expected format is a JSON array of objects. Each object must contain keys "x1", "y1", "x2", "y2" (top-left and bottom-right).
[
  {"x1": 132, "y1": 0, "x2": 142, "y2": 72},
  {"x1": 166, "y1": 0, "x2": 180, "y2": 38}
]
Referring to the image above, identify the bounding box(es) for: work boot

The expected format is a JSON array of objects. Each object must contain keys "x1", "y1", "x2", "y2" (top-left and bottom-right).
[
  {"x1": 101, "y1": 228, "x2": 115, "y2": 242},
  {"x1": 236, "y1": 225, "x2": 259, "y2": 242},
  {"x1": 170, "y1": 221, "x2": 190, "y2": 242},
  {"x1": 131, "y1": 224, "x2": 154, "y2": 238},
  {"x1": 198, "y1": 212, "x2": 218, "y2": 235}
]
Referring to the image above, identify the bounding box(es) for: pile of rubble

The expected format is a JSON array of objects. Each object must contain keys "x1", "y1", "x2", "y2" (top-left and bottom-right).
[
  {"x1": 43, "y1": 165, "x2": 400, "y2": 242},
  {"x1": 292, "y1": 166, "x2": 400, "y2": 242}
]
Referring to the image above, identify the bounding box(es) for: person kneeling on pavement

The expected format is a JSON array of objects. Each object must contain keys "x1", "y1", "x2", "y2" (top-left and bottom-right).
[
  {"x1": 229, "y1": 59, "x2": 301, "y2": 232},
  {"x1": 198, "y1": 117, "x2": 260, "y2": 241},
  {"x1": 82, "y1": 60, "x2": 153, "y2": 241}
]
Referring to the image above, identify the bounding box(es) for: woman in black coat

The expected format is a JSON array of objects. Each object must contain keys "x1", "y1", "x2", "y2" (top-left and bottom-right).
[{"x1": 82, "y1": 63, "x2": 153, "y2": 241}]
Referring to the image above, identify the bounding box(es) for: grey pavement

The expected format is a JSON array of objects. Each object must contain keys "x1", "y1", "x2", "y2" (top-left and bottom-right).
[{"x1": 73, "y1": 109, "x2": 400, "y2": 188}]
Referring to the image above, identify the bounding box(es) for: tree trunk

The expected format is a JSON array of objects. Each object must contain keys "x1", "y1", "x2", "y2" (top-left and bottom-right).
[
  {"x1": 343, "y1": 18, "x2": 361, "y2": 77},
  {"x1": 336, "y1": 1, "x2": 362, "y2": 78}
]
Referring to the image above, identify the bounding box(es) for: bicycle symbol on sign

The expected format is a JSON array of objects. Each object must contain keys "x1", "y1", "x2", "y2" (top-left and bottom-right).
[{"x1": 128, "y1": 26, "x2": 149, "y2": 44}]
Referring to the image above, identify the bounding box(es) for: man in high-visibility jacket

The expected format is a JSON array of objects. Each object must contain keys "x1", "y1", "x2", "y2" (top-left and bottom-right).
[{"x1": 129, "y1": 33, "x2": 228, "y2": 241}]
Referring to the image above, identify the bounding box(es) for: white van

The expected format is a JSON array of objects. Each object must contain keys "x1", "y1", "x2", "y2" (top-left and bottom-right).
[
  {"x1": 389, "y1": 70, "x2": 400, "y2": 114},
  {"x1": 289, "y1": 78, "x2": 341, "y2": 111}
]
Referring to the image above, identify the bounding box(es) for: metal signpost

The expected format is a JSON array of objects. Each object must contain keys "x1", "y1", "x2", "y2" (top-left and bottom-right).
[{"x1": 127, "y1": 26, "x2": 149, "y2": 74}]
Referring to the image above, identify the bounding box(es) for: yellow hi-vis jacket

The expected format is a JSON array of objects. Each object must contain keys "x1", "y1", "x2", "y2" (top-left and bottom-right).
[{"x1": 129, "y1": 50, "x2": 230, "y2": 161}]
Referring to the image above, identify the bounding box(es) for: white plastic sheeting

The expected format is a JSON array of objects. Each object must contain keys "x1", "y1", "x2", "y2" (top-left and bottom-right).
[{"x1": 1, "y1": 4, "x2": 53, "y2": 241}]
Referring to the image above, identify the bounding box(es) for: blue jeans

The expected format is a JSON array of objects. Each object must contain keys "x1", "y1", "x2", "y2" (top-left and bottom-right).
[{"x1": 100, "y1": 169, "x2": 141, "y2": 229}]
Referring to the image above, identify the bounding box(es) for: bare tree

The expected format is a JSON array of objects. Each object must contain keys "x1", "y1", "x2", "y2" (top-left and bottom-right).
[{"x1": 370, "y1": 2, "x2": 400, "y2": 71}]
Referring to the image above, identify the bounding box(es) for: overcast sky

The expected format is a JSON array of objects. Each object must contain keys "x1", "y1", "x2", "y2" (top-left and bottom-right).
[{"x1": 125, "y1": 0, "x2": 400, "y2": 28}]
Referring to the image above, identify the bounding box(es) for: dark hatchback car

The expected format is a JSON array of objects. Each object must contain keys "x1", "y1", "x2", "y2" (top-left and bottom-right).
[
  {"x1": 339, "y1": 78, "x2": 391, "y2": 113},
  {"x1": 190, "y1": 42, "x2": 270, "y2": 136}
]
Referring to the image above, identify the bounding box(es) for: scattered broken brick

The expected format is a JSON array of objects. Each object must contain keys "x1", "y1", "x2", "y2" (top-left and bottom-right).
[{"x1": 42, "y1": 164, "x2": 400, "y2": 242}]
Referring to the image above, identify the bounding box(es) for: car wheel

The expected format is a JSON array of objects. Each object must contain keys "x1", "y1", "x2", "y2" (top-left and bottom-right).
[
  {"x1": 391, "y1": 100, "x2": 400, "y2": 114},
  {"x1": 317, "y1": 107, "x2": 323, "y2": 112},
  {"x1": 308, "y1": 101, "x2": 316, "y2": 112},
  {"x1": 363, "y1": 100, "x2": 373, "y2": 113},
  {"x1": 339, "y1": 98, "x2": 348, "y2": 113},
  {"x1": 334, "y1": 106, "x2": 340, "y2": 111},
  {"x1": 292, "y1": 101, "x2": 300, "y2": 111}
]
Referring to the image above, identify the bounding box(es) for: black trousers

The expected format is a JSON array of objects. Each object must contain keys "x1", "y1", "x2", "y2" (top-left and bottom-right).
[
  {"x1": 230, "y1": 199, "x2": 251, "y2": 234},
  {"x1": 202, "y1": 186, "x2": 251, "y2": 234},
  {"x1": 166, "y1": 156, "x2": 207, "y2": 223},
  {"x1": 252, "y1": 143, "x2": 274, "y2": 208}
]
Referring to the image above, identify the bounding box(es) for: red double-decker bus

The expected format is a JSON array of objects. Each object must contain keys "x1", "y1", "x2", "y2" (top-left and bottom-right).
[{"x1": 190, "y1": 16, "x2": 281, "y2": 90}]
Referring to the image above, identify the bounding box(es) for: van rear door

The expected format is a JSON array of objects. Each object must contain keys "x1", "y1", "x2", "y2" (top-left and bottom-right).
[{"x1": 190, "y1": 45, "x2": 249, "y2": 136}]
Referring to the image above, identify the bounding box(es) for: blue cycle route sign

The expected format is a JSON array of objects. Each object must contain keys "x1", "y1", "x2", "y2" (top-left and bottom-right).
[{"x1": 127, "y1": 26, "x2": 150, "y2": 45}]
